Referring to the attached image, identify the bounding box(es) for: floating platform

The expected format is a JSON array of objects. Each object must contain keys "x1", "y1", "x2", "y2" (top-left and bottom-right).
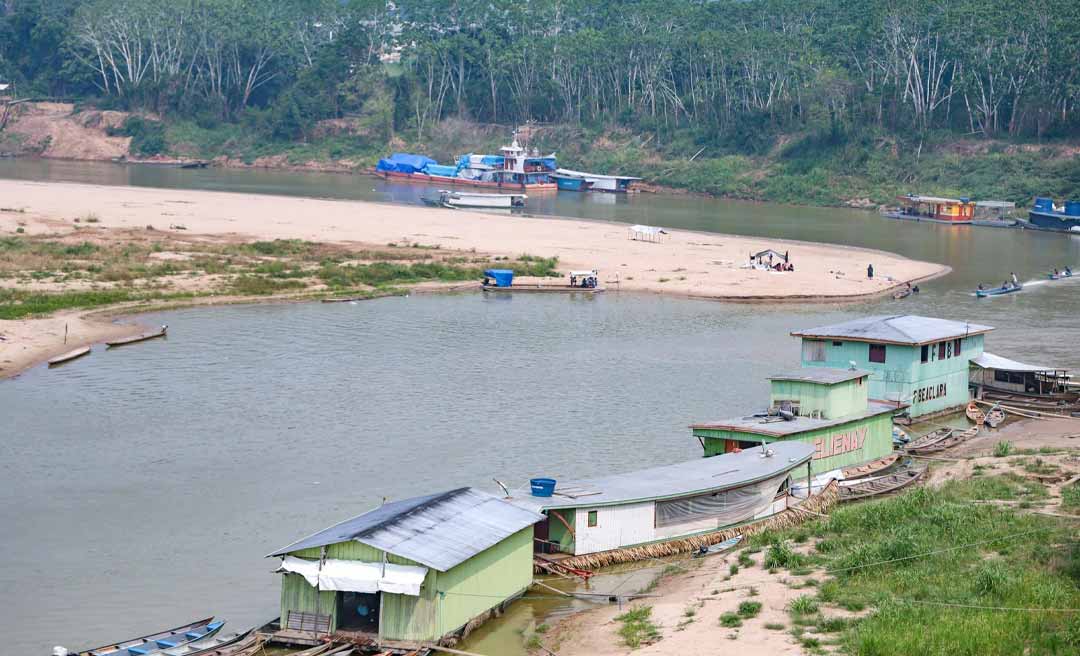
[{"x1": 482, "y1": 284, "x2": 605, "y2": 294}]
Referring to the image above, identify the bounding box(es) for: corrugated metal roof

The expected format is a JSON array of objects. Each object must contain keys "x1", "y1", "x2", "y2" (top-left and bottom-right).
[
  {"x1": 769, "y1": 368, "x2": 870, "y2": 385},
  {"x1": 691, "y1": 401, "x2": 899, "y2": 437},
  {"x1": 972, "y1": 352, "x2": 1061, "y2": 373},
  {"x1": 792, "y1": 315, "x2": 993, "y2": 345},
  {"x1": 268, "y1": 487, "x2": 543, "y2": 571},
  {"x1": 509, "y1": 442, "x2": 815, "y2": 513}
]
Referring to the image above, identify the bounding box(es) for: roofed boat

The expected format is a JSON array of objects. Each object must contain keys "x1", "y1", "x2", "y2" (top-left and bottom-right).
[
  {"x1": 884, "y1": 194, "x2": 975, "y2": 224},
  {"x1": 481, "y1": 268, "x2": 605, "y2": 293},
  {"x1": 375, "y1": 133, "x2": 557, "y2": 190},
  {"x1": 970, "y1": 352, "x2": 1078, "y2": 404},
  {"x1": 554, "y1": 168, "x2": 640, "y2": 193},
  {"x1": 74, "y1": 618, "x2": 223, "y2": 656},
  {"x1": 1028, "y1": 197, "x2": 1080, "y2": 233}
]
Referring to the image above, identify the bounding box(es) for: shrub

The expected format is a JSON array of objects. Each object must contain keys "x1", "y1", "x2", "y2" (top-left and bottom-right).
[
  {"x1": 737, "y1": 601, "x2": 763, "y2": 618},
  {"x1": 789, "y1": 595, "x2": 819, "y2": 615},
  {"x1": 719, "y1": 612, "x2": 742, "y2": 628},
  {"x1": 994, "y1": 441, "x2": 1014, "y2": 457}
]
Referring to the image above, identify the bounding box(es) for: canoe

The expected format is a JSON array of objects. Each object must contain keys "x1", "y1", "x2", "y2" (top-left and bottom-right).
[
  {"x1": 908, "y1": 426, "x2": 980, "y2": 455},
  {"x1": 985, "y1": 407, "x2": 1006, "y2": 428},
  {"x1": 840, "y1": 466, "x2": 926, "y2": 502},
  {"x1": 904, "y1": 427, "x2": 954, "y2": 452},
  {"x1": 975, "y1": 283, "x2": 1022, "y2": 297},
  {"x1": 184, "y1": 632, "x2": 263, "y2": 656},
  {"x1": 48, "y1": 345, "x2": 91, "y2": 366},
  {"x1": 77, "y1": 618, "x2": 223, "y2": 656},
  {"x1": 692, "y1": 535, "x2": 744, "y2": 558},
  {"x1": 1047, "y1": 271, "x2": 1073, "y2": 280},
  {"x1": 892, "y1": 288, "x2": 912, "y2": 300},
  {"x1": 842, "y1": 453, "x2": 900, "y2": 479},
  {"x1": 967, "y1": 401, "x2": 986, "y2": 425},
  {"x1": 106, "y1": 325, "x2": 167, "y2": 348},
  {"x1": 159, "y1": 630, "x2": 250, "y2": 656}
]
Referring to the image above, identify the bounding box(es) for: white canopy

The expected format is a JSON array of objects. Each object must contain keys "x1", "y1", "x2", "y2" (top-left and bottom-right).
[
  {"x1": 971, "y1": 352, "x2": 1058, "y2": 373},
  {"x1": 569, "y1": 270, "x2": 597, "y2": 276},
  {"x1": 629, "y1": 225, "x2": 666, "y2": 235},
  {"x1": 280, "y1": 556, "x2": 428, "y2": 596}
]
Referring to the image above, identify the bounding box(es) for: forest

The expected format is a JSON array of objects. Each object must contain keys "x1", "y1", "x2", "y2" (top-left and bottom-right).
[{"x1": 3, "y1": 0, "x2": 1080, "y2": 202}]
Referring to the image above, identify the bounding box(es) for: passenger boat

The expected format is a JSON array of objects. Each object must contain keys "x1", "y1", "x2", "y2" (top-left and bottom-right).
[
  {"x1": 970, "y1": 353, "x2": 1079, "y2": 405},
  {"x1": 966, "y1": 401, "x2": 986, "y2": 425},
  {"x1": 48, "y1": 345, "x2": 91, "y2": 366},
  {"x1": 73, "y1": 617, "x2": 223, "y2": 656},
  {"x1": 481, "y1": 269, "x2": 604, "y2": 293},
  {"x1": 839, "y1": 465, "x2": 926, "y2": 502},
  {"x1": 106, "y1": 325, "x2": 167, "y2": 348},
  {"x1": 551, "y1": 172, "x2": 594, "y2": 191},
  {"x1": 975, "y1": 283, "x2": 1022, "y2": 297},
  {"x1": 883, "y1": 195, "x2": 976, "y2": 224},
  {"x1": 374, "y1": 134, "x2": 557, "y2": 190},
  {"x1": 422, "y1": 189, "x2": 527, "y2": 209},
  {"x1": 1028, "y1": 197, "x2": 1080, "y2": 233},
  {"x1": 554, "y1": 168, "x2": 641, "y2": 193}
]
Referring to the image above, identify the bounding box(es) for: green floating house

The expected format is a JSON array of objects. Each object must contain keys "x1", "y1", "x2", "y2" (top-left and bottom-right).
[
  {"x1": 267, "y1": 487, "x2": 543, "y2": 649},
  {"x1": 691, "y1": 367, "x2": 897, "y2": 475},
  {"x1": 791, "y1": 315, "x2": 993, "y2": 421}
]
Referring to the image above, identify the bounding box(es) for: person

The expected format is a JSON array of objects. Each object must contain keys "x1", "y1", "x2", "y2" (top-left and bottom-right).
[
  {"x1": 1054, "y1": 268, "x2": 1060, "y2": 277},
  {"x1": 1067, "y1": 266, "x2": 1073, "y2": 275},
  {"x1": 977, "y1": 283, "x2": 985, "y2": 291},
  {"x1": 1011, "y1": 272, "x2": 1019, "y2": 285},
  {"x1": 1003, "y1": 280, "x2": 1010, "y2": 289},
  {"x1": 912, "y1": 285, "x2": 920, "y2": 293},
  {"x1": 867, "y1": 263, "x2": 874, "y2": 279}
]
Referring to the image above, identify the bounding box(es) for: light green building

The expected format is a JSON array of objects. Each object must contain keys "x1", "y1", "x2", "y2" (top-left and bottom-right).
[
  {"x1": 791, "y1": 315, "x2": 993, "y2": 421},
  {"x1": 691, "y1": 368, "x2": 896, "y2": 474},
  {"x1": 268, "y1": 487, "x2": 542, "y2": 648}
]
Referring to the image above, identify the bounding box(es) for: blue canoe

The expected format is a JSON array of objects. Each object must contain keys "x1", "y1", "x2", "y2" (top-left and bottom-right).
[
  {"x1": 975, "y1": 284, "x2": 1023, "y2": 298},
  {"x1": 79, "y1": 618, "x2": 224, "y2": 656}
]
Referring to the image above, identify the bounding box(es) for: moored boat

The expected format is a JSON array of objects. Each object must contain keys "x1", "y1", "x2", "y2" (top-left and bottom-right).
[
  {"x1": 839, "y1": 465, "x2": 926, "y2": 502},
  {"x1": 426, "y1": 190, "x2": 527, "y2": 208},
  {"x1": 841, "y1": 453, "x2": 900, "y2": 479},
  {"x1": 106, "y1": 325, "x2": 167, "y2": 348},
  {"x1": 48, "y1": 345, "x2": 91, "y2": 366},
  {"x1": 884, "y1": 195, "x2": 976, "y2": 224},
  {"x1": 554, "y1": 168, "x2": 640, "y2": 193},
  {"x1": 907, "y1": 426, "x2": 980, "y2": 455},
  {"x1": 985, "y1": 405, "x2": 1006, "y2": 428},
  {"x1": 71, "y1": 617, "x2": 223, "y2": 656},
  {"x1": 481, "y1": 268, "x2": 605, "y2": 293},
  {"x1": 904, "y1": 427, "x2": 954, "y2": 453},
  {"x1": 375, "y1": 134, "x2": 557, "y2": 190},
  {"x1": 967, "y1": 401, "x2": 986, "y2": 425},
  {"x1": 1028, "y1": 197, "x2": 1080, "y2": 232},
  {"x1": 158, "y1": 630, "x2": 250, "y2": 656},
  {"x1": 551, "y1": 172, "x2": 594, "y2": 191}
]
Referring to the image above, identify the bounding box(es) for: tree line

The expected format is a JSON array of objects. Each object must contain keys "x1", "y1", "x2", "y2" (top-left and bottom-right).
[{"x1": 3, "y1": 0, "x2": 1080, "y2": 150}]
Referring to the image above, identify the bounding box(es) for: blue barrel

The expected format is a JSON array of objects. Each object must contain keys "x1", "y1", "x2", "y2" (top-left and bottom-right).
[
  {"x1": 1034, "y1": 197, "x2": 1055, "y2": 212},
  {"x1": 1065, "y1": 200, "x2": 1080, "y2": 217},
  {"x1": 530, "y1": 478, "x2": 556, "y2": 497}
]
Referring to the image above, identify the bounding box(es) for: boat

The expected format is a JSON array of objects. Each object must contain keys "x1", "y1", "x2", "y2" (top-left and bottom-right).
[
  {"x1": 550, "y1": 172, "x2": 594, "y2": 191},
  {"x1": 841, "y1": 453, "x2": 900, "y2": 479},
  {"x1": 182, "y1": 632, "x2": 263, "y2": 656},
  {"x1": 839, "y1": 466, "x2": 926, "y2": 501},
  {"x1": 966, "y1": 401, "x2": 986, "y2": 425},
  {"x1": 975, "y1": 283, "x2": 1022, "y2": 297},
  {"x1": 893, "y1": 288, "x2": 912, "y2": 300},
  {"x1": 883, "y1": 195, "x2": 976, "y2": 225},
  {"x1": 106, "y1": 325, "x2": 167, "y2": 348},
  {"x1": 73, "y1": 617, "x2": 223, "y2": 656},
  {"x1": 48, "y1": 345, "x2": 91, "y2": 366},
  {"x1": 892, "y1": 426, "x2": 910, "y2": 447},
  {"x1": 985, "y1": 405, "x2": 1006, "y2": 428},
  {"x1": 907, "y1": 426, "x2": 980, "y2": 455},
  {"x1": 374, "y1": 134, "x2": 558, "y2": 190},
  {"x1": 554, "y1": 168, "x2": 641, "y2": 193},
  {"x1": 692, "y1": 535, "x2": 744, "y2": 558},
  {"x1": 904, "y1": 427, "x2": 954, "y2": 453},
  {"x1": 481, "y1": 268, "x2": 605, "y2": 293},
  {"x1": 422, "y1": 189, "x2": 526, "y2": 209},
  {"x1": 158, "y1": 630, "x2": 250, "y2": 656},
  {"x1": 1028, "y1": 197, "x2": 1080, "y2": 232},
  {"x1": 1046, "y1": 270, "x2": 1073, "y2": 280}
]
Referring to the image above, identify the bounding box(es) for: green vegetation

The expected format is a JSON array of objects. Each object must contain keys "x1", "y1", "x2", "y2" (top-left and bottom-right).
[
  {"x1": 764, "y1": 622, "x2": 785, "y2": 631},
  {"x1": 764, "y1": 541, "x2": 808, "y2": 571},
  {"x1": 615, "y1": 606, "x2": 661, "y2": 649},
  {"x1": 994, "y1": 441, "x2": 1015, "y2": 457},
  {"x1": 788, "y1": 595, "x2": 820, "y2": 616},
  {"x1": 1062, "y1": 483, "x2": 1080, "y2": 514},
  {"x1": 737, "y1": 601, "x2": 762, "y2": 618},
  {"x1": 719, "y1": 612, "x2": 742, "y2": 628}
]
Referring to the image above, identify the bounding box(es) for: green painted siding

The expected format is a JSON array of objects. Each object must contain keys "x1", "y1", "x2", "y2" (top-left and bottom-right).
[
  {"x1": 280, "y1": 572, "x2": 337, "y2": 631},
  {"x1": 547, "y1": 510, "x2": 575, "y2": 552},
  {"x1": 695, "y1": 412, "x2": 894, "y2": 474},
  {"x1": 379, "y1": 570, "x2": 440, "y2": 642},
  {"x1": 769, "y1": 377, "x2": 867, "y2": 419},
  {"x1": 801, "y1": 335, "x2": 983, "y2": 418}
]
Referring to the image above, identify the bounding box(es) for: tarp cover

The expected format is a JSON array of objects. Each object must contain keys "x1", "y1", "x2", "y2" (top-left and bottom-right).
[
  {"x1": 654, "y1": 471, "x2": 788, "y2": 528},
  {"x1": 484, "y1": 269, "x2": 514, "y2": 287},
  {"x1": 376, "y1": 153, "x2": 437, "y2": 174},
  {"x1": 281, "y1": 556, "x2": 427, "y2": 596},
  {"x1": 423, "y1": 164, "x2": 458, "y2": 177}
]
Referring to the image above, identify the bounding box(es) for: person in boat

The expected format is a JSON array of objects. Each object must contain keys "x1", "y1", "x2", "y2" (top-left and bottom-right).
[
  {"x1": 1054, "y1": 268, "x2": 1060, "y2": 276},
  {"x1": 867, "y1": 263, "x2": 874, "y2": 279},
  {"x1": 1011, "y1": 272, "x2": 1019, "y2": 286},
  {"x1": 977, "y1": 283, "x2": 985, "y2": 291},
  {"x1": 912, "y1": 285, "x2": 920, "y2": 293},
  {"x1": 1067, "y1": 266, "x2": 1074, "y2": 276}
]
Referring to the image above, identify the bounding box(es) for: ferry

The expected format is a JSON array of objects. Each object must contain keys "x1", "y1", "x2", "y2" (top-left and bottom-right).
[
  {"x1": 374, "y1": 133, "x2": 557, "y2": 190},
  {"x1": 1027, "y1": 197, "x2": 1080, "y2": 232},
  {"x1": 883, "y1": 195, "x2": 975, "y2": 224}
]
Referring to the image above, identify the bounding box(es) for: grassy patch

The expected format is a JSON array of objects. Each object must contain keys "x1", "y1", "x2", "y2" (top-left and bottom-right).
[
  {"x1": 719, "y1": 612, "x2": 742, "y2": 628},
  {"x1": 737, "y1": 601, "x2": 762, "y2": 618},
  {"x1": 764, "y1": 622, "x2": 785, "y2": 631},
  {"x1": 994, "y1": 441, "x2": 1014, "y2": 457},
  {"x1": 1062, "y1": 483, "x2": 1080, "y2": 514},
  {"x1": 789, "y1": 595, "x2": 819, "y2": 616},
  {"x1": 0, "y1": 288, "x2": 136, "y2": 319},
  {"x1": 615, "y1": 606, "x2": 661, "y2": 649}
]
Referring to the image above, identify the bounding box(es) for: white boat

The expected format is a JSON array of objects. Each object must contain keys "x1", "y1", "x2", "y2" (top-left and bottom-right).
[
  {"x1": 555, "y1": 168, "x2": 641, "y2": 192},
  {"x1": 425, "y1": 190, "x2": 527, "y2": 208}
]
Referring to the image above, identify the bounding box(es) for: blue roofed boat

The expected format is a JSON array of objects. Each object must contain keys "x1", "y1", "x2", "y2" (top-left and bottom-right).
[
  {"x1": 482, "y1": 269, "x2": 514, "y2": 288},
  {"x1": 1027, "y1": 197, "x2": 1080, "y2": 233},
  {"x1": 75, "y1": 618, "x2": 224, "y2": 656}
]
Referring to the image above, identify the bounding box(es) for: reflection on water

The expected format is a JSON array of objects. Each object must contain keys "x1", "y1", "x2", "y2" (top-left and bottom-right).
[{"x1": 3, "y1": 159, "x2": 1080, "y2": 654}]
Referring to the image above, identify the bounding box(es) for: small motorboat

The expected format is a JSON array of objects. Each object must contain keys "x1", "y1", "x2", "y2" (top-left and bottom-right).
[
  {"x1": 71, "y1": 618, "x2": 223, "y2": 656},
  {"x1": 975, "y1": 283, "x2": 1022, "y2": 297},
  {"x1": 967, "y1": 401, "x2": 986, "y2": 425},
  {"x1": 1047, "y1": 270, "x2": 1073, "y2": 280},
  {"x1": 422, "y1": 189, "x2": 526, "y2": 208}
]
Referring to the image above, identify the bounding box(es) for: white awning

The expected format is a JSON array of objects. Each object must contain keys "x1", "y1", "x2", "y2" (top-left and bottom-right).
[
  {"x1": 569, "y1": 270, "x2": 597, "y2": 276},
  {"x1": 971, "y1": 352, "x2": 1059, "y2": 373},
  {"x1": 280, "y1": 556, "x2": 428, "y2": 596},
  {"x1": 629, "y1": 225, "x2": 667, "y2": 235}
]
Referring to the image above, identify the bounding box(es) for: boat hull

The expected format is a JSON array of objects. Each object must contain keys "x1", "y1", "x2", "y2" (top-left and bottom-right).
[
  {"x1": 553, "y1": 176, "x2": 591, "y2": 191},
  {"x1": 1028, "y1": 209, "x2": 1080, "y2": 232},
  {"x1": 373, "y1": 169, "x2": 556, "y2": 191},
  {"x1": 975, "y1": 285, "x2": 1022, "y2": 297},
  {"x1": 882, "y1": 211, "x2": 972, "y2": 225},
  {"x1": 445, "y1": 193, "x2": 525, "y2": 208},
  {"x1": 482, "y1": 284, "x2": 604, "y2": 294}
]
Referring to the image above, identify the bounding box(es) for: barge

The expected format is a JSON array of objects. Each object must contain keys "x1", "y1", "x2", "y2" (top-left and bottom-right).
[{"x1": 374, "y1": 134, "x2": 557, "y2": 191}]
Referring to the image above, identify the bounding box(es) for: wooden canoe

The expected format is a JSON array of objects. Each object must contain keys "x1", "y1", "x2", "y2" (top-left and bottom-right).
[
  {"x1": 842, "y1": 453, "x2": 900, "y2": 479},
  {"x1": 908, "y1": 426, "x2": 980, "y2": 455},
  {"x1": 48, "y1": 345, "x2": 91, "y2": 366},
  {"x1": 78, "y1": 618, "x2": 222, "y2": 656},
  {"x1": 161, "y1": 630, "x2": 251, "y2": 656},
  {"x1": 840, "y1": 466, "x2": 926, "y2": 502},
  {"x1": 892, "y1": 288, "x2": 912, "y2": 300},
  {"x1": 985, "y1": 407, "x2": 1006, "y2": 428},
  {"x1": 188, "y1": 632, "x2": 263, "y2": 656},
  {"x1": 904, "y1": 427, "x2": 954, "y2": 452},
  {"x1": 966, "y1": 401, "x2": 986, "y2": 425},
  {"x1": 106, "y1": 325, "x2": 167, "y2": 348}
]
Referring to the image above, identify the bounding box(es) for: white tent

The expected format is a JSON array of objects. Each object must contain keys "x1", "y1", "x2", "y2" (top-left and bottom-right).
[{"x1": 629, "y1": 224, "x2": 668, "y2": 242}]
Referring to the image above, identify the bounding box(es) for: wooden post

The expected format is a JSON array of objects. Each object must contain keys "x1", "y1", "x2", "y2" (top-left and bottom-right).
[
  {"x1": 64, "y1": 323, "x2": 68, "y2": 344},
  {"x1": 806, "y1": 462, "x2": 811, "y2": 499}
]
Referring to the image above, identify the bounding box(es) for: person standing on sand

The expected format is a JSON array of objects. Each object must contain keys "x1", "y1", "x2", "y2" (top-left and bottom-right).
[{"x1": 867, "y1": 263, "x2": 874, "y2": 279}]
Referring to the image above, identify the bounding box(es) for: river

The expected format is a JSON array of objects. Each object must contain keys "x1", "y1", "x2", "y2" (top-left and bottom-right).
[{"x1": 2, "y1": 159, "x2": 1079, "y2": 654}]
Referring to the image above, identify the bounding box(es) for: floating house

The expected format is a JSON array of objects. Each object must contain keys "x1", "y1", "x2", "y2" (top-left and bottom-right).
[
  {"x1": 554, "y1": 168, "x2": 640, "y2": 193},
  {"x1": 970, "y1": 353, "x2": 1076, "y2": 401},
  {"x1": 885, "y1": 195, "x2": 976, "y2": 224},
  {"x1": 1028, "y1": 197, "x2": 1080, "y2": 232},
  {"x1": 792, "y1": 315, "x2": 993, "y2": 421},
  {"x1": 691, "y1": 368, "x2": 896, "y2": 474},
  {"x1": 268, "y1": 487, "x2": 542, "y2": 648},
  {"x1": 510, "y1": 442, "x2": 815, "y2": 562},
  {"x1": 374, "y1": 135, "x2": 557, "y2": 190}
]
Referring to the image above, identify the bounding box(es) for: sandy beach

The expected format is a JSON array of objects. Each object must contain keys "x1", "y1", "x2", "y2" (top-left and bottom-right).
[{"x1": 0, "y1": 179, "x2": 947, "y2": 379}]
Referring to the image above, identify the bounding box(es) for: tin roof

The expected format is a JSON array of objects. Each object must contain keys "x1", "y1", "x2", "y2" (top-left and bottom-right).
[
  {"x1": 791, "y1": 315, "x2": 993, "y2": 345},
  {"x1": 268, "y1": 487, "x2": 543, "y2": 571},
  {"x1": 768, "y1": 368, "x2": 870, "y2": 385},
  {"x1": 509, "y1": 441, "x2": 815, "y2": 513},
  {"x1": 691, "y1": 401, "x2": 899, "y2": 438},
  {"x1": 971, "y1": 352, "x2": 1062, "y2": 373}
]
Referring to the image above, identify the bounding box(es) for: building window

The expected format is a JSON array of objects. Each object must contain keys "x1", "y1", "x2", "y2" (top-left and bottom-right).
[
  {"x1": 954, "y1": 338, "x2": 962, "y2": 355},
  {"x1": 803, "y1": 340, "x2": 826, "y2": 362},
  {"x1": 938, "y1": 342, "x2": 946, "y2": 360},
  {"x1": 587, "y1": 510, "x2": 598, "y2": 528},
  {"x1": 832, "y1": 341, "x2": 842, "y2": 347},
  {"x1": 921, "y1": 345, "x2": 929, "y2": 363},
  {"x1": 869, "y1": 343, "x2": 886, "y2": 363}
]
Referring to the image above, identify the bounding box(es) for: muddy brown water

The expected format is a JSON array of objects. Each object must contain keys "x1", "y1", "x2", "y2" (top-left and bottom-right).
[{"x1": 2, "y1": 159, "x2": 1080, "y2": 654}]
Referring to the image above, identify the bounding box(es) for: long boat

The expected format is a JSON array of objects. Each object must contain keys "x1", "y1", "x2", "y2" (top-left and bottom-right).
[
  {"x1": 554, "y1": 167, "x2": 640, "y2": 192},
  {"x1": 76, "y1": 618, "x2": 223, "y2": 656},
  {"x1": 975, "y1": 283, "x2": 1022, "y2": 297},
  {"x1": 841, "y1": 453, "x2": 899, "y2": 479},
  {"x1": 907, "y1": 426, "x2": 980, "y2": 455},
  {"x1": 159, "y1": 630, "x2": 250, "y2": 656},
  {"x1": 883, "y1": 195, "x2": 975, "y2": 224},
  {"x1": 48, "y1": 345, "x2": 91, "y2": 366},
  {"x1": 106, "y1": 325, "x2": 168, "y2": 348},
  {"x1": 1047, "y1": 270, "x2": 1074, "y2": 280},
  {"x1": 423, "y1": 190, "x2": 526, "y2": 208},
  {"x1": 481, "y1": 269, "x2": 604, "y2": 294},
  {"x1": 839, "y1": 466, "x2": 926, "y2": 502},
  {"x1": 904, "y1": 427, "x2": 954, "y2": 452}
]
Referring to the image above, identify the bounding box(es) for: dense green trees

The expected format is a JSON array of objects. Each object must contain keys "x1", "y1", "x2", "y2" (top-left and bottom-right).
[{"x1": 3, "y1": 0, "x2": 1080, "y2": 149}]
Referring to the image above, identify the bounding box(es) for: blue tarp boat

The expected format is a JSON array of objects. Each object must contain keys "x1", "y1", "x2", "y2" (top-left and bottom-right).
[
  {"x1": 1029, "y1": 197, "x2": 1080, "y2": 232},
  {"x1": 975, "y1": 283, "x2": 1023, "y2": 298},
  {"x1": 483, "y1": 269, "x2": 514, "y2": 288},
  {"x1": 375, "y1": 153, "x2": 437, "y2": 174}
]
